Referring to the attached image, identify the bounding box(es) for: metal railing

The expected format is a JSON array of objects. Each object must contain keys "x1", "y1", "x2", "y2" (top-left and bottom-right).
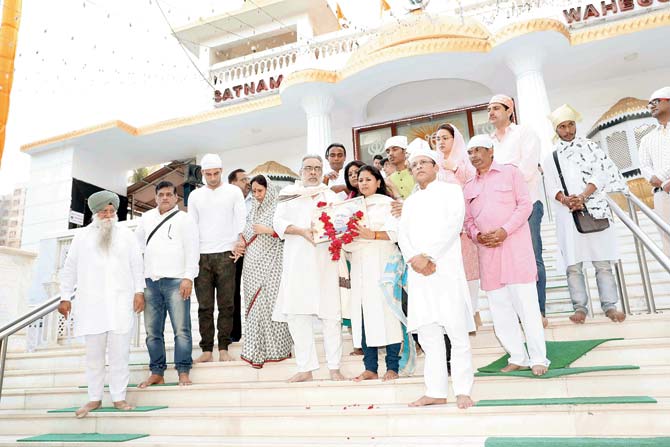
[
  {"x1": 606, "y1": 191, "x2": 670, "y2": 314},
  {"x1": 0, "y1": 290, "x2": 142, "y2": 401}
]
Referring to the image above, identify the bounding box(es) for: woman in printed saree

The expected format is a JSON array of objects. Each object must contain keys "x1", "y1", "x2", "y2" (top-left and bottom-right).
[{"x1": 237, "y1": 175, "x2": 293, "y2": 368}]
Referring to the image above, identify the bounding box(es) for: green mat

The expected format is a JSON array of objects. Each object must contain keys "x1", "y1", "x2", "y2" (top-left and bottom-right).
[
  {"x1": 478, "y1": 338, "x2": 623, "y2": 373},
  {"x1": 18, "y1": 433, "x2": 149, "y2": 442},
  {"x1": 485, "y1": 437, "x2": 670, "y2": 446},
  {"x1": 475, "y1": 365, "x2": 639, "y2": 379},
  {"x1": 78, "y1": 383, "x2": 179, "y2": 389},
  {"x1": 48, "y1": 405, "x2": 167, "y2": 413},
  {"x1": 476, "y1": 396, "x2": 657, "y2": 407}
]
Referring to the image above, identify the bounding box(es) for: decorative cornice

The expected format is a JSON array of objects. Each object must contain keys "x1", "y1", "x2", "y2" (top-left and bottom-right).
[
  {"x1": 281, "y1": 70, "x2": 340, "y2": 90},
  {"x1": 493, "y1": 18, "x2": 570, "y2": 46},
  {"x1": 21, "y1": 95, "x2": 282, "y2": 152},
  {"x1": 570, "y1": 10, "x2": 670, "y2": 45}
]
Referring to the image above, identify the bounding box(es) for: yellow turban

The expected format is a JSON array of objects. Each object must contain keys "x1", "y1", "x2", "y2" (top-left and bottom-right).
[{"x1": 548, "y1": 104, "x2": 582, "y2": 130}]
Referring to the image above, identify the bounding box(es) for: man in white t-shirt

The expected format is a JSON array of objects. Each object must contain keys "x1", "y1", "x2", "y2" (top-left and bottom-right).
[
  {"x1": 188, "y1": 154, "x2": 247, "y2": 362},
  {"x1": 323, "y1": 143, "x2": 348, "y2": 199}
]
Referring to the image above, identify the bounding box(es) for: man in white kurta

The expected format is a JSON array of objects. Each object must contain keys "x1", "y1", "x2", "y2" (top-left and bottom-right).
[
  {"x1": 543, "y1": 105, "x2": 627, "y2": 324},
  {"x1": 639, "y1": 86, "x2": 670, "y2": 256},
  {"x1": 398, "y1": 146, "x2": 475, "y2": 409},
  {"x1": 273, "y1": 155, "x2": 344, "y2": 382},
  {"x1": 58, "y1": 191, "x2": 145, "y2": 417}
]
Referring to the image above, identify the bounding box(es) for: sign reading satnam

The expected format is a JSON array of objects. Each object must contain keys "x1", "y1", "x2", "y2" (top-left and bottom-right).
[
  {"x1": 214, "y1": 75, "x2": 284, "y2": 103},
  {"x1": 563, "y1": 0, "x2": 668, "y2": 23}
]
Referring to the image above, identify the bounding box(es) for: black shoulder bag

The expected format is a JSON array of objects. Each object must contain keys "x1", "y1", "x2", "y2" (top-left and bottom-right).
[
  {"x1": 146, "y1": 210, "x2": 180, "y2": 245},
  {"x1": 552, "y1": 151, "x2": 609, "y2": 234}
]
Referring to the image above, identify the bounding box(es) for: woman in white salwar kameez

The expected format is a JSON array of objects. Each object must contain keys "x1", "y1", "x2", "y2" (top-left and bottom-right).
[
  {"x1": 543, "y1": 105, "x2": 627, "y2": 324},
  {"x1": 346, "y1": 166, "x2": 404, "y2": 382}
]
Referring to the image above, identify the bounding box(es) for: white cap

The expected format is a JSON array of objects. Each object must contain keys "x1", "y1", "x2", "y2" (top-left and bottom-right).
[
  {"x1": 650, "y1": 87, "x2": 670, "y2": 101},
  {"x1": 407, "y1": 138, "x2": 440, "y2": 164},
  {"x1": 384, "y1": 135, "x2": 408, "y2": 151},
  {"x1": 200, "y1": 153, "x2": 222, "y2": 170},
  {"x1": 467, "y1": 134, "x2": 494, "y2": 150}
]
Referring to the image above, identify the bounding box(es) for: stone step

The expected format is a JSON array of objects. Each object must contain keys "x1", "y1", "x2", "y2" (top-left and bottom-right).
[
  {"x1": 11, "y1": 313, "x2": 670, "y2": 370},
  {"x1": 0, "y1": 435, "x2": 489, "y2": 447},
  {"x1": 1, "y1": 365, "x2": 668, "y2": 411},
  {"x1": 1, "y1": 337, "x2": 667, "y2": 395},
  {"x1": 0, "y1": 399, "x2": 667, "y2": 437}
]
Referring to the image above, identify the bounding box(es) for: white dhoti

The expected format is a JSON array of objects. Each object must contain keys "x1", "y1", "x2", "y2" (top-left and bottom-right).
[
  {"x1": 85, "y1": 330, "x2": 133, "y2": 402},
  {"x1": 418, "y1": 322, "x2": 473, "y2": 398},
  {"x1": 286, "y1": 315, "x2": 342, "y2": 372},
  {"x1": 487, "y1": 282, "x2": 549, "y2": 367},
  {"x1": 654, "y1": 191, "x2": 670, "y2": 256}
]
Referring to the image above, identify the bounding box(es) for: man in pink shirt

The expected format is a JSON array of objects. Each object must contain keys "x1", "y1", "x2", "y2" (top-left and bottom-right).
[{"x1": 463, "y1": 135, "x2": 549, "y2": 376}]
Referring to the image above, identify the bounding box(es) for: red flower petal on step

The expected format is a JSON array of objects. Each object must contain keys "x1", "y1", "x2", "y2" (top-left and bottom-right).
[
  {"x1": 367, "y1": 405, "x2": 374, "y2": 409},
  {"x1": 317, "y1": 201, "x2": 327, "y2": 208}
]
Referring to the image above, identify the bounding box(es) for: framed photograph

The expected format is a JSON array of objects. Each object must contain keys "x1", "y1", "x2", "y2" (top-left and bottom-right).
[{"x1": 311, "y1": 196, "x2": 369, "y2": 244}]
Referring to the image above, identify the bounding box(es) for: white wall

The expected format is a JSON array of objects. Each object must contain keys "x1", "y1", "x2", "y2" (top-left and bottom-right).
[
  {"x1": 72, "y1": 148, "x2": 129, "y2": 196},
  {"x1": 21, "y1": 147, "x2": 75, "y2": 251}
]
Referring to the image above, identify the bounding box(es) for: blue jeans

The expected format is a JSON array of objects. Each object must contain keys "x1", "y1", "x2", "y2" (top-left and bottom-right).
[
  {"x1": 144, "y1": 278, "x2": 193, "y2": 375},
  {"x1": 528, "y1": 201, "x2": 547, "y2": 316},
  {"x1": 361, "y1": 319, "x2": 401, "y2": 374},
  {"x1": 566, "y1": 261, "x2": 619, "y2": 314}
]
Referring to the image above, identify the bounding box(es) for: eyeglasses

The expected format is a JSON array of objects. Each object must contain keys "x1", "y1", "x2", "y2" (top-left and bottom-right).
[
  {"x1": 648, "y1": 99, "x2": 668, "y2": 108},
  {"x1": 410, "y1": 160, "x2": 436, "y2": 170},
  {"x1": 302, "y1": 166, "x2": 323, "y2": 173}
]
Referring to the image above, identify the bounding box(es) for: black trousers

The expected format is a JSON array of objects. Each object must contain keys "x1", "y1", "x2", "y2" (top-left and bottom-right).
[{"x1": 232, "y1": 257, "x2": 243, "y2": 343}]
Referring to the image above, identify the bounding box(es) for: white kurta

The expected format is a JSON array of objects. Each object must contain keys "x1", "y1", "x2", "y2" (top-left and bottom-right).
[
  {"x1": 345, "y1": 194, "x2": 403, "y2": 348},
  {"x1": 543, "y1": 144, "x2": 619, "y2": 271},
  {"x1": 398, "y1": 180, "x2": 475, "y2": 334},
  {"x1": 273, "y1": 188, "x2": 341, "y2": 322},
  {"x1": 60, "y1": 224, "x2": 145, "y2": 337}
]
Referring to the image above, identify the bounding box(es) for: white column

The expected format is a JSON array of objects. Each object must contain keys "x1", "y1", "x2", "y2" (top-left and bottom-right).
[
  {"x1": 301, "y1": 94, "x2": 334, "y2": 155},
  {"x1": 506, "y1": 51, "x2": 555, "y2": 160}
]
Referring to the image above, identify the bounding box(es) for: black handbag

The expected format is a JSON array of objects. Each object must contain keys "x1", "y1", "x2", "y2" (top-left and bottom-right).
[{"x1": 552, "y1": 151, "x2": 610, "y2": 234}]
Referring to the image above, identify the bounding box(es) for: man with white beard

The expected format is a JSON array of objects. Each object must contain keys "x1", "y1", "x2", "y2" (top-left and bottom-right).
[{"x1": 58, "y1": 190, "x2": 145, "y2": 417}]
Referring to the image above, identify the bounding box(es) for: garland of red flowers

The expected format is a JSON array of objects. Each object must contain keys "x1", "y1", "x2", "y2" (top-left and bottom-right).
[{"x1": 317, "y1": 201, "x2": 364, "y2": 261}]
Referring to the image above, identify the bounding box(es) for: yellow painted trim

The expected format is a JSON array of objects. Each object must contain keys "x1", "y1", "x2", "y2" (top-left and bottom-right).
[{"x1": 21, "y1": 95, "x2": 282, "y2": 152}]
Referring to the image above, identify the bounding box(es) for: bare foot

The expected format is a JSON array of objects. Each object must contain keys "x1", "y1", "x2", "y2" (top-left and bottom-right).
[
  {"x1": 606, "y1": 309, "x2": 626, "y2": 323},
  {"x1": 218, "y1": 350, "x2": 235, "y2": 362},
  {"x1": 531, "y1": 364, "x2": 548, "y2": 376},
  {"x1": 542, "y1": 316, "x2": 549, "y2": 328},
  {"x1": 416, "y1": 345, "x2": 424, "y2": 356},
  {"x1": 112, "y1": 400, "x2": 135, "y2": 411},
  {"x1": 408, "y1": 395, "x2": 447, "y2": 407},
  {"x1": 75, "y1": 400, "x2": 101, "y2": 418},
  {"x1": 349, "y1": 348, "x2": 363, "y2": 356},
  {"x1": 456, "y1": 395, "x2": 474, "y2": 409},
  {"x1": 288, "y1": 371, "x2": 313, "y2": 383},
  {"x1": 137, "y1": 374, "x2": 164, "y2": 389},
  {"x1": 474, "y1": 312, "x2": 483, "y2": 329},
  {"x1": 178, "y1": 372, "x2": 192, "y2": 386},
  {"x1": 569, "y1": 311, "x2": 586, "y2": 324},
  {"x1": 382, "y1": 370, "x2": 399, "y2": 381},
  {"x1": 352, "y1": 370, "x2": 379, "y2": 382},
  {"x1": 194, "y1": 352, "x2": 213, "y2": 363},
  {"x1": 329, "y1": 369, "x2": 347, "y2": 381},
  {"x1": 500, "y1": 363, "x2": 529, "y2": 373}
]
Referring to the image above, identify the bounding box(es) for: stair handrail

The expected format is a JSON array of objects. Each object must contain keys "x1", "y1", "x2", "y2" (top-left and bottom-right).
[
  {"x1": 625, "y1": 190, "x2": 670, "y2": 237},
  {"x1": 606, "y1": 193, "x2": 670, "y2": 315},
  {"x1": 0, "y1": 292, "x2": 73, "y2": 401}
]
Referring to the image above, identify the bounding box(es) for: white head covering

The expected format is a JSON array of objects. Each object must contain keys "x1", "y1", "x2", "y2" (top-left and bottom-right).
[
  {"x1": 548, "y1": 104, "x2": 582, "y2": 129},
  {"x1": 200, "y1": 153, "x2": 223, "y2": 170},
  {"x1": 384, "y1": 135, "x2": 408, "y2": 151},
  {"x1": 467, "y1": 134, "x2": 494, "y2": 150},
  {"x1": 407, "y1": 138, "x2": 440, "y2": 164},
  {"x1": 650, "y1": 87, "x2": 670, "y2": 101}
]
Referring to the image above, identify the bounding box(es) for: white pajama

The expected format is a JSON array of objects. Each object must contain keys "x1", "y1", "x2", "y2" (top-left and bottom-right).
[
  {"x1": 417, "y1": 323, "x2": 474, "y2": 398},
  {"x1": 468, "y1": 279, "x2": 480, "y2": 313},
  {"x1": 654, "y1": 191, "x2": 670, "y2": 256},
  {"x1": 286, "y1": 314, "x2": 342, "y2": 372},
  {"x1": 85, "y1": 330, "x2": 133, "y2": 402},
  {"x1": 487, "y1": 282, "x2": 549, "y2": 368}
]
